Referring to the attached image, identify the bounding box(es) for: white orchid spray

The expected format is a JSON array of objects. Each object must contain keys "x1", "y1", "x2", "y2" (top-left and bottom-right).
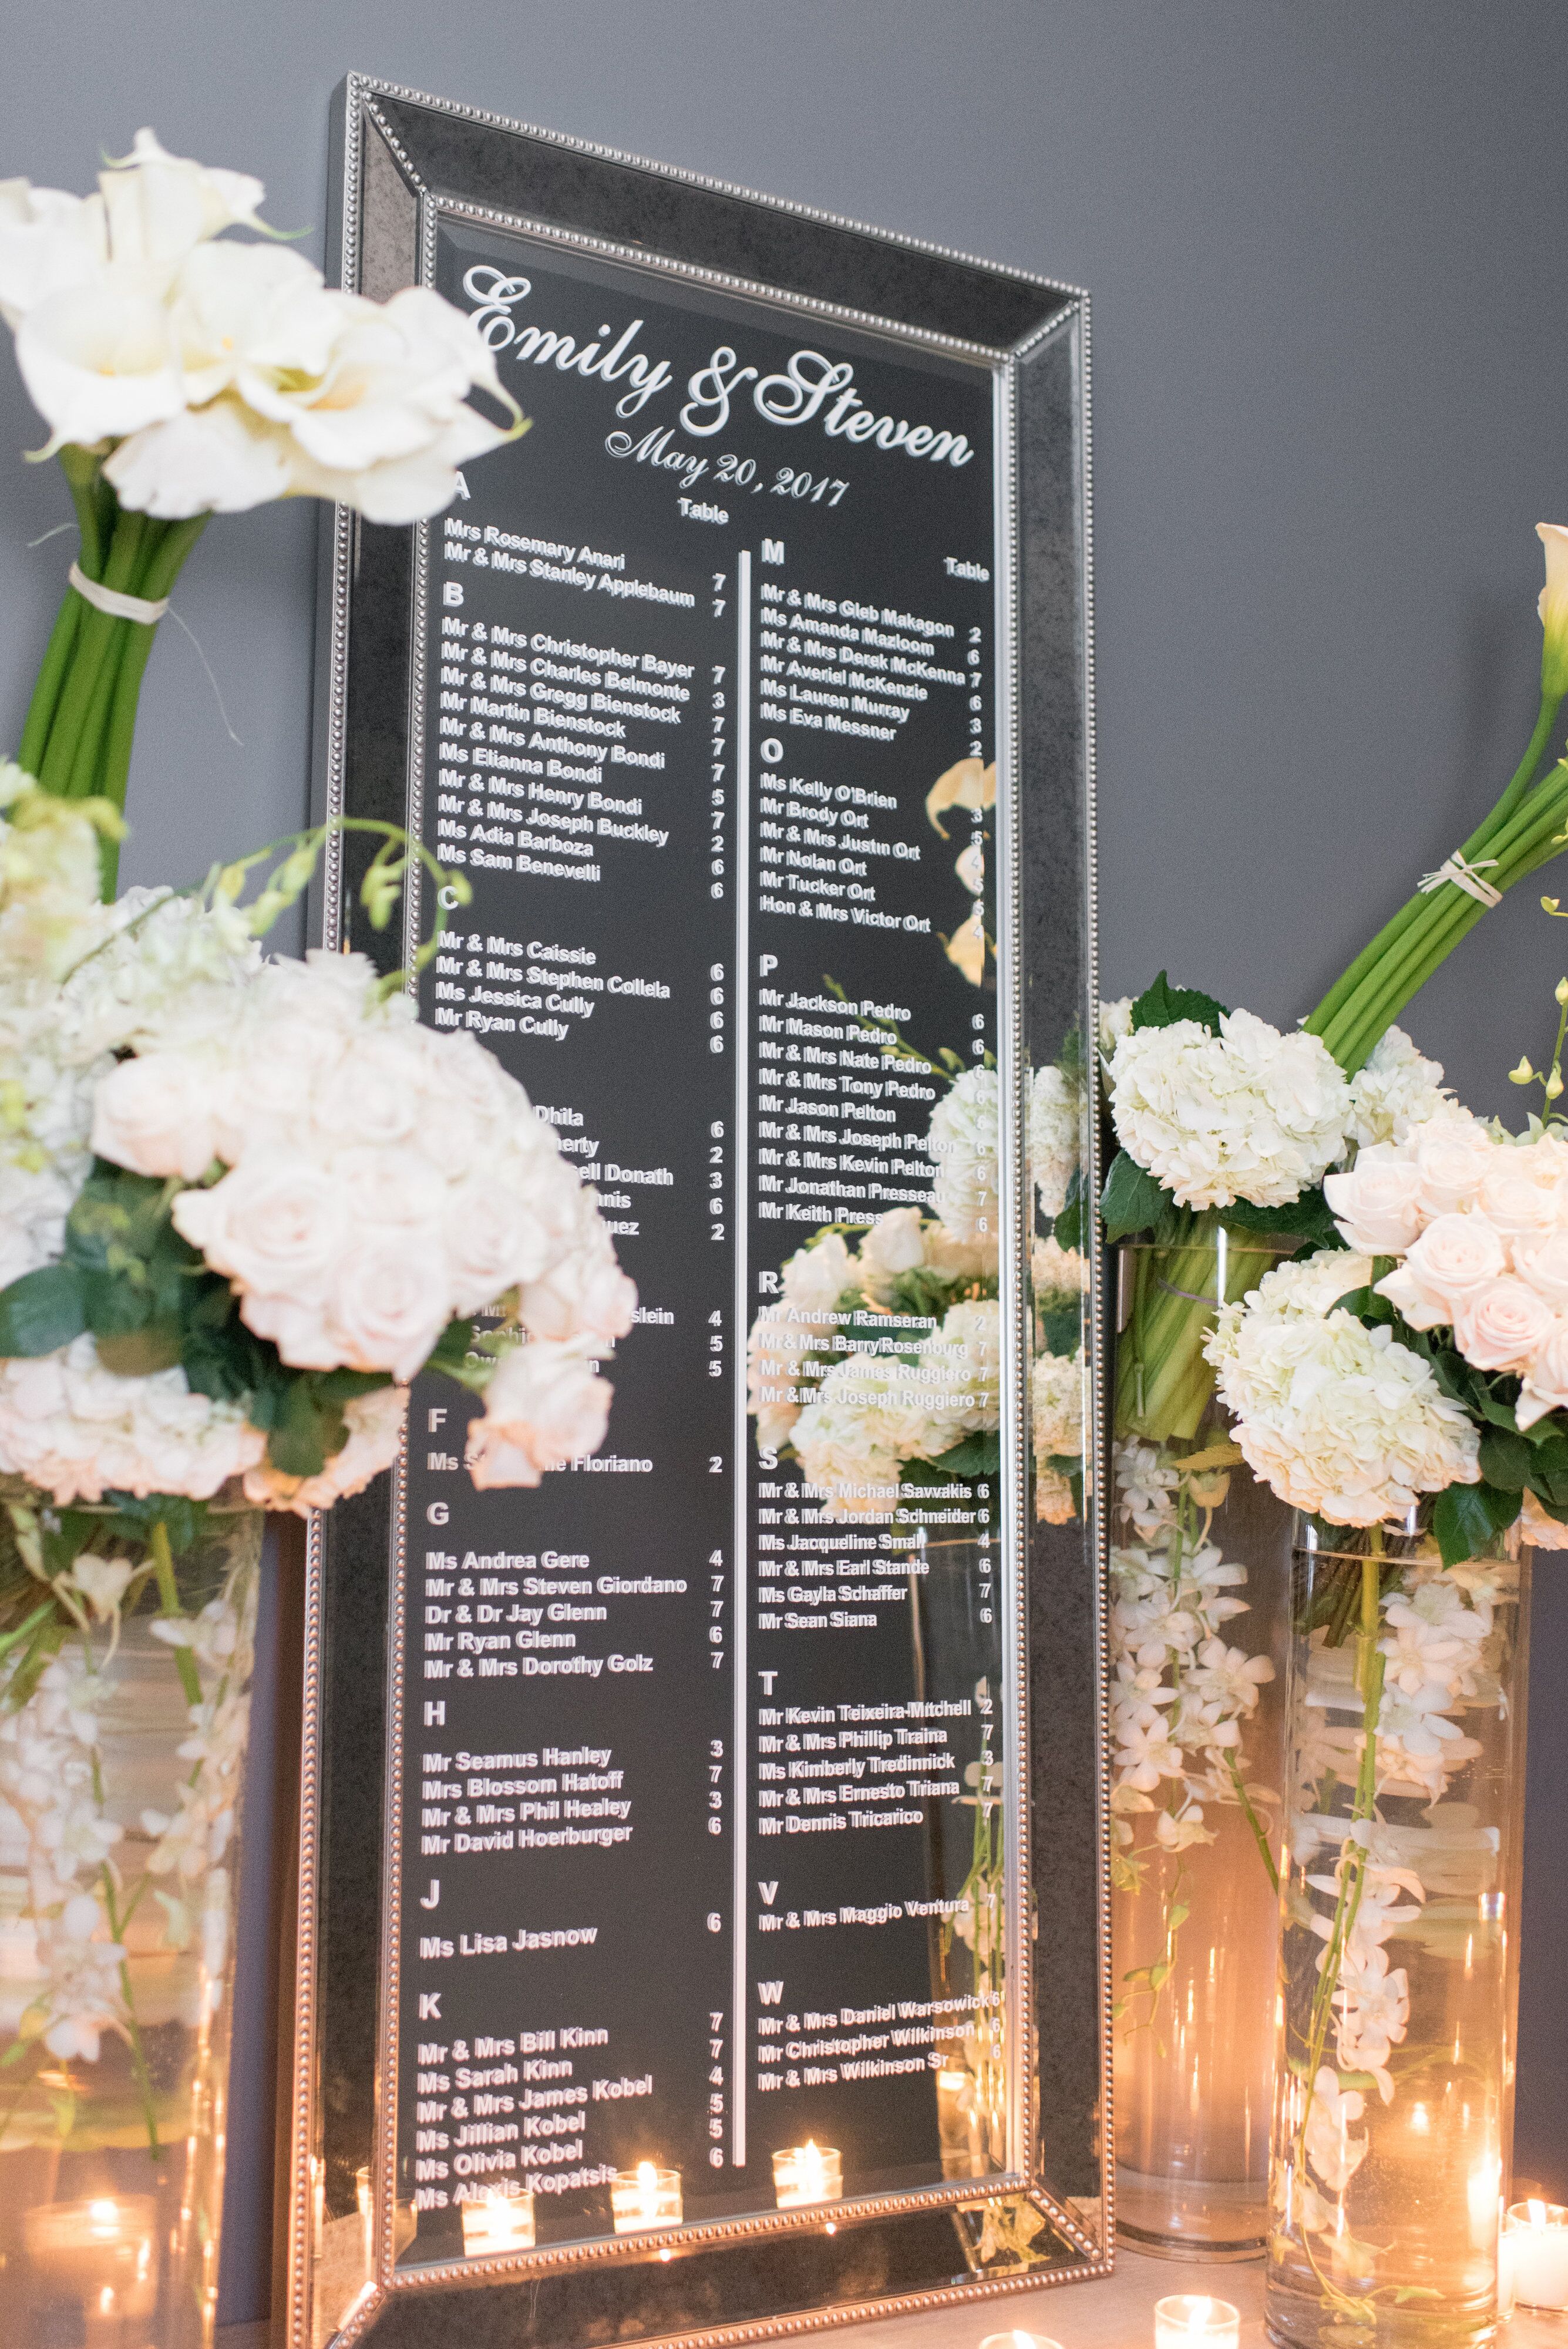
[
  {"x1": 0, "y1": 129, "x2": 521, "y2": 879},
  {"x1": 1108, "y1": 1436, "x2": 1278, "y2": 2038},
  {"x1": 1270, "y1": 1523, "x2": 1517, "y2": 2317}
]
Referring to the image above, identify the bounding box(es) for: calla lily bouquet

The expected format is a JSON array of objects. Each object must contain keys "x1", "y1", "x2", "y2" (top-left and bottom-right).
[{"x1": 0, "y1": 129, "x2": 521, "y2": 877}]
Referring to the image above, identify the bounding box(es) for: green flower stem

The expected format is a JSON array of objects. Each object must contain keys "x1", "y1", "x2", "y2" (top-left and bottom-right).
[
  {"x1": 1115, "y1": 1220, "x2": 1282, "y2": 1444},
  {"x1": 1317, "y1": 764, "x2": 1568, "y2": 1072},
  {"x1": 99, "y1": 1865, "x2": 162, "y2": 2160},
  {"x1": 149, "y1": 1519, "x2": 201, "y2": 1711},
  {"x1": 1305, "y1": 689, "x2": 1567, "y2": 1073},
  {"x1": 18, "y1": 452, "x2": 207, "y2": 897},
  {"x1": 1226, "y1": 1750, "x2": 1280, "y2": 1894}
]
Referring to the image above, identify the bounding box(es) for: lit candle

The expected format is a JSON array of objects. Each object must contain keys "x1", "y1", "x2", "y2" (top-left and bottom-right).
[
  {"x1": 978, "y1": 2332, "x2": 1065, "y2": 2349},
  {"x1": 23, "y1": 2196, "x2": 159, "y2": 2340},
  {"x1": 772, "y1": 2142, "x2": 844, "y2": 2207},
  {"x1": 1153, "y1": 2295, "x2": 1241, "y2": 2349},
  {"x1": 610, "y1": 2162, "x2": 682, "y2": 2233},
  {"x1": 460, "y1": 2189, "x2": 536, "y2": 2256},
  {"x1": 1504, "y1": 2201, "x2": 1568, "y2": 2311}
]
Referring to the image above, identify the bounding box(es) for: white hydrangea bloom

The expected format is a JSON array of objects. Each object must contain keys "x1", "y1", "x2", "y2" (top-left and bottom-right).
[
  {"x1": 1032, "y1": 1234, "x2": 1089, "y2": 1300},
  {"x1": 0, "y1": 765, "x2": 107, "y2": 977},
  {"x1": 790, "y1": 1295, "x2": 1000, "y2": 1517},
  {"x1": 0, "y1": 1335, "x2": 266, "y2": 1504},
  {"x1": 1028, "y1": 1062, "x2": 1080, "y2": 1220},
  {"x1": 1098, "y1": 995, "x2": 1134, "y2": 1056},
  {"x1": 1343, "y1": 1026, "x2": 1455, "y2": 1150},
  {"x1": 927, "y1": 1066, "x2": 999, "y2": 1238},
  {"x1": 1107, "y1": 1010, "x2": 1350, "y2": 1209},
  {"x1": 1031, "y1": 1347, "x2": 1084, "y2": 1460},
  {"x1": 1205, "y1": 1250, "x2": 1480, "y2": 1524}
]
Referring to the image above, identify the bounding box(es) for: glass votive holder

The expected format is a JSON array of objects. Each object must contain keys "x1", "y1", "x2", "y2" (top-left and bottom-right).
[
  {"x1": 610, "y1": 2162, "x2": 682, "y2": 2233},
  {"x1": 1153, "y1": 2296, "x2": 1241, "y2": 2349},
  {"x1": 772, "y1": 2142, "x2": 843, "y2": 2207},
  {"x1": 23, "y1": 2196, "x2": 159, "y2": 2331},
  {"x1": 978, "y1": 2333, "x2": 1066, "y2": 2349},
  {"x1": 460, "y1": 2189, "x2": 536, "y2": 2256},
  {"x1": 1505, "y1": 2200, "x2": 1568, "y2": 2311}
]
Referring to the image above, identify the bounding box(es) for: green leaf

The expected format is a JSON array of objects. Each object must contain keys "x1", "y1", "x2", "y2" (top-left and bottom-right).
[
  {"x1": 0, "y1": 1263, "x2": 88, "y2": 1356},
  {"x1": 1130, "y1": 971, "x2": 1229, "y2": 1035},
  {"x1": 99, "y1": 1494, "x2": 208, "y2": 1554},
  {"x1": 1038, "y1": 1303, "x2": 1082, "y2": 1358},
  {"x1": 1479, "y1": 1428, "x2": 1535, "y2": 1491},
  {"x1": 1222, "y1": 1189, "x2": 1344, "y2": 1249},
  {"x1": 1332, "y1": 1284, "x2": 1396, "y2": 1326},
  {"x1": 1052, "y1": 1165, "x2": 1088, "y2": 1253},
  {"x1": 1433, "y1": 1479, "x2": 1521, "y2": 1566},
  {"x1": 423, "y1": 1319, "x2": 477, "y2": 1381},
  {"x1": 93, "y1": 1323, "x2": 183, "y2": 1376},
  {"x1": 265, "y1": 1379, "x2": 341, "y2": 1480},
  {"x1": 927, "y1": 1431, "x2": 1001, "y2": 1478},
  {"x1": 1099, "y1": 1149, "x2": 1174, "y2": 1243}
]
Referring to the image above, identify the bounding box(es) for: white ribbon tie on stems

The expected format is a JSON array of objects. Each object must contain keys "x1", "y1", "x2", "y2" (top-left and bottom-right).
[
  {"x1": 68, "y1": 561, "x2": 170, "y2": 625},
  {"x1": 1418, "y1": 852, "x2": 1503, "y2": 909}
]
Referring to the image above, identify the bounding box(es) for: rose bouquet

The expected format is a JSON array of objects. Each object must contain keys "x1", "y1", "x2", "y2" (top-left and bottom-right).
[{"x1": 1197, "y1": 1032, "x2": 1568, "y2": 2325}]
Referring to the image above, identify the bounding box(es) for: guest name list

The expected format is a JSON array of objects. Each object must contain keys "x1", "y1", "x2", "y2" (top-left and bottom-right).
[{"x1": 395, "y1": 221, "x2": 1008, "y2": 2256}]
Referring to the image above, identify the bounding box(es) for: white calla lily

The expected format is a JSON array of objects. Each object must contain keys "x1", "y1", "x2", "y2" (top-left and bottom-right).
[
  {"x1": 16, "y1": 272, "x2": 183, "y2": 452},
  {"x1": 98, "y1": 128, "x2": 264, "y2": 287},
  {"x1": 169, "y1": 240, "x2": 341, "y2": 408},
  {"x1": 102, "y1": 399, "x2": 292, "y2": 517},
  {"x1": 0, "y1": 180, "x2": 105, "y2": 327},
  {"x1": 249, "y1": 285, "x2": 513, "y2": 471}
]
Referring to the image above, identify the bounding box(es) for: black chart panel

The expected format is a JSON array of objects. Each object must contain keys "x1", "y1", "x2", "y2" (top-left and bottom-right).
[{"x1": 393, "y1": 220, "x2": 1006, "y2": 2257}]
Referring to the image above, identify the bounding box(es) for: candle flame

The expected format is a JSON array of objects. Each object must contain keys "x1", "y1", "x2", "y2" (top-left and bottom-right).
[
  {"x1": 637, "y1": 2162, "x2": 658, "y2": 2192},
  {"x1": 1530, "y1": 2199, "x2": 1549, "y2": 2231},
  {"x1": 1187, "y1": 2303, "x2": 1212, "y2": 2332}
]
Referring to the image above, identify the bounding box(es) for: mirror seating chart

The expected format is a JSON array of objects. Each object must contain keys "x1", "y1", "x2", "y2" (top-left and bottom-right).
[{"x1": 284, "y1": 75, "x2": 1103, "y2": 2349}]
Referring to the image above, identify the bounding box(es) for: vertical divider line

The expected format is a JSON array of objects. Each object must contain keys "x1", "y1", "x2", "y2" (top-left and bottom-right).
[{"x1": 731, "y1": 546, "x2": 753, "y2": 2170}]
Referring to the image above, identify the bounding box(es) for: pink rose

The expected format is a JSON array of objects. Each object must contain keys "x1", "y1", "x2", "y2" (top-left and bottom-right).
[
  {"x1": 1510, "y1": 1229, "x2": 1568, "y2": 1309},
  {"x1": 1411, "y1": 1119, "x2": 1496, "y2": 1216},
  {"x1": 466, "y1": 1341, "x2": 612, "y2": 1486},
  {"x1": 1324, "y1": 1150, "x2": 1425, "y2": 1253},
  {"x1": 1451, "y1": 1275, "x2": 1556, "y2": 1373},
  {"x1": 1382, "y1": 1212, "x2": 1507, "y2": 1327},
  {"x1": 92, "y1": 1051, "x2": 216, "y2": 1180},
  {"x1": 1476, "y1": 1157, "x2": 1568, "y2": 1243},
  {"x1": 1517, "y1": 1319, "x2": 1568, "y2": 1428}
]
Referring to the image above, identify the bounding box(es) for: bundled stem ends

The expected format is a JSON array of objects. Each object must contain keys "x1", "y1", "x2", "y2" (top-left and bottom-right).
[{"x1": 19, "y1": 452, "x2": 206, "y2": 897}]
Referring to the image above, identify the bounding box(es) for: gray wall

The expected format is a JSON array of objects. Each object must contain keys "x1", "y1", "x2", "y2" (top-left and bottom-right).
[{"x1": 0, "y1": 0, "x2": 1564, "y2": 2318}]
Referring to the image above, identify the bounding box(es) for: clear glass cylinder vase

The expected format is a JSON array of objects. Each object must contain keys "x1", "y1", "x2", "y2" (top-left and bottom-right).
[
  {"x1": 0, "y1": 1500, "x2": 263, "y2": 2349},
  {"x1": 1112, "y1": 1234, "x2": 1294, "y2": 2259},
  {"x1": 1266, "y1": 1513, "x2": 1529, "y2": 2349}
]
